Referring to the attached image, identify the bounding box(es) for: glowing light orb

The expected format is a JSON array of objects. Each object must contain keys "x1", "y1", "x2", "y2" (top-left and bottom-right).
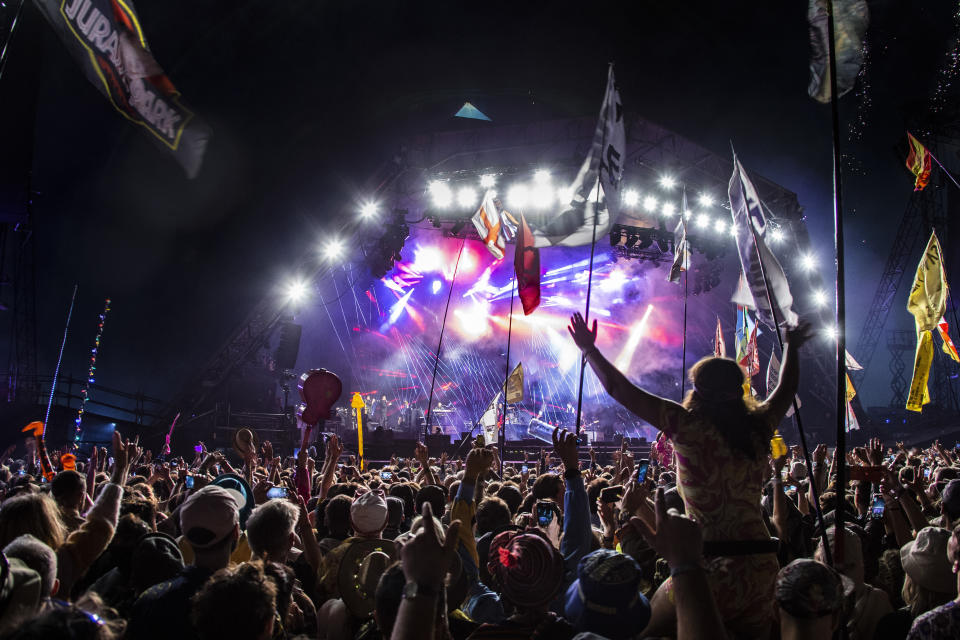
[
  {"x1": 643, "y1": 196, "x2": 658, "y2": 212},
  {"x1": 623, "y1": 189, "x2": 640, "y2": 207},
  {"x1": 323, "y1": 239, "x2": 344, "y2": 261},
  {"x1": 457, "y1": 187, "x2": 478, "y2": 209},
  {"x1": 480, "y1": 174, "x2": 496, "y2": 188},
  {"x1": 413, "y1": 246, "x2": 443, "y2": 273},
  {"x1": 429, "y1": 181, "x2": 453, "y2": 208},
  {"x1": 659, "y1": 175, "x2": 677, "y2": 190},
  {"x1": 800, "y1": 253, "x2": 817, "y2": 271},
  {"x1": 286, "y1": 280, "x2": 308, "y2": 303},
  {"x1": 507, "y1": 184, "x2": 529, "y2": 209},
  {"x1": 812, "y1": 289, "x2": 828, "y2": 307},
  {"x1": 360, "y1": 202, "x2": 378, "y2": 219},
  {"x1": 534, "y1": 169, "x2": 551, "y2": 183},
  {"x1": 661, "y1": 202, "x2": 676, "y2": 217},
  {"x1": 698, "y1": 193, "x2": 714, "y2": 207}
]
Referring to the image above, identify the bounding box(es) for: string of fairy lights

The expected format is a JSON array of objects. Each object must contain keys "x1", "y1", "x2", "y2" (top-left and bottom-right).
[{"x1": 73, "y1": 298, "x2": 111, "y2": 449}]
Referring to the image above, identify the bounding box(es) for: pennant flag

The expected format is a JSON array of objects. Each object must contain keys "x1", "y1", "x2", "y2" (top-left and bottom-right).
[
  {"x1": 514, "y1": 214, "x2": 541, "y2": 315},
  {"x1": 906, "y1": 231, "x2": 948, "y2": 412},
  {"x1": 766, "y1": 351, "x2": 799, "y2": 417},
  {"x1": 668, "y1": 189, "x2": 691, "y2": 283},
  {"x1": 479, "y1": 391, "x2": 502, "y2": 443},
  {"x1": 735, "y1": 305, "x2": 759, "y2": 378},
  {"x1": 845, "y1": 373, "x2": 856, "y2": 402},
  {"x1": 906, "y1": 132, "x2": 933, "y2": 191},
  {"x1": 505, "y1": 362, "x2": 524, "y2": 404},
  {"x1": 714, "y1": 316, "x2": 726, "y2": 358},
  {"x1": 845, "y1": 398, "x2": 861, "y2": 432},
  {"x1": 845, "y1": 350, "x2": 863, "y2": 371},
  {"x1": 532, "y1": 65, "x2": 624, "y2": 247},
  {"x1": 471, "y1": 190, "x2": 518, "y2": 260},
  {"x1": 728, "y1": 152, "x2": 799, "y2": 330},
  {"x1": 937, "y1": 317, "x2": 960, "y2": 362},
  {"x1": 807, "y1": 0, "x2": 869, "y2": 103},
  {"x1": 34, "y1": 0, "x2": 210, "y2": 178},
  {"x1": 455, "y1": 102, "x2": 491, "y2": 121}
]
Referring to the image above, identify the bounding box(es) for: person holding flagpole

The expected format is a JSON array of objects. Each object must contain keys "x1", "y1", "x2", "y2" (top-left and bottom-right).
[{"x1": 567, "y1": 311, "x2": 813, "y2": 638}]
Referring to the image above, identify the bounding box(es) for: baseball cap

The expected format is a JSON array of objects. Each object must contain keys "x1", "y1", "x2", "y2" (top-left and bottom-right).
[
  {"x1": 351, "y1": 491, "x2": 388, "y2": 535},
  {"x1": 180, "y1": 486, "x2": 239, "y2": 549},
  {"x1": 564, "y1": 549, "x2": 651, "y2": 639}
]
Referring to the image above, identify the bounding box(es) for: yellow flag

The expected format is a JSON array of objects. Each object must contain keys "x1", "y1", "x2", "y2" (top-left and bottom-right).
[
  {"x1": 845, "y1": 373, "x2": 856, "y2": 402},
  {"x1": 504, "y1": 363, "x2": 524, "y2": 404},
  {"x1": 906, "y1": 232, "x2": 947, "y2": 412}
]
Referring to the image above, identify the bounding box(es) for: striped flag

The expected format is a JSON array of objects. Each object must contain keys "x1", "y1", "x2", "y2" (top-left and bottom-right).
[
  {"x1": 735, "y1": 306, "x2": 759, "y2": 378},
  {"x1": 714, "y1": 316, "x2": 726, "y2": 358},
  {"x1": 728, "y1": 152, "x2": 799, "y2": 330},
  {"x1": 471, "y1": 190, "x2": 517, "y2": 260},
  {"x1": 937, "y1": 317, "x2": 960, "y2": 362},
  {"x1": 906, "y1": 132, "x2": 933, "y2": 191},
  {"x1": 668, "y1": 189, "x2": 691, "y2": 283}
]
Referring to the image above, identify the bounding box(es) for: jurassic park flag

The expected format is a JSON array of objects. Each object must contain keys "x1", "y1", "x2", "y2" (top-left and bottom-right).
[
  {"x1": 906, "y1": 231, "x2": 948, "y2": 412},
  {"x1": 906, "y1": 132, "x2": 933, "y2": 191},
  {"x1": 34, "y1": 0, "x2": 210, "y2": 178}
]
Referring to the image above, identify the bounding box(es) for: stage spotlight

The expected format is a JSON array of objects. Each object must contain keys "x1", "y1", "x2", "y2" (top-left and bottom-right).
[
  {"x1": 661, "y1": 202, "x2": 676, "y2": 217},
  {"x1": 429, "y1": 181, "x2": 453, "y2": 208},
  {"x1": 413, "y1": 246, "x2": 443, "y2": 273},
  {"x1": 643, "y1": 196, "x2": 658, "y2": 212},
  {"x1": 480, "y1": 174, "x2": 496, "y2": 188},
  {"x1": 825, "y1": 325, "x2": 839, "y2": 340},
  {"x1": 625, "y1": 233, "x2": 640, "y2": 248},
  {"x1": 359, "y1": 202, "x2": 378, "y2": 219},
  {"x1": 769, "y1": 227, "x2": 785, "y2": 242},
  {"x1": 534, "y1": 169, "x2": 551, "y2": 183},
  {"x1": 323, "y1": 239, "x2": 344, "y2": 261},
  {"x1": 531, "y1": 183, "x2": 555, "y2": 209},
  {"x1": 623, "y1": 189, "x2": 640, "y2": 207},
  {"x1": 698, "y1": 193, "x2": 715, "y2": 207},
  {"x1": 457, "y1": 187, "x2": 478, "y2": 209},
  {"x1": 615, "y1": 304, "x2": 654, "y2": 369},
  {"x1": 800, "y1": 253, "x2": 816, "y2": 271},
  {"x1": 714, "y1": 219, "x2": 727, "y2": 234},
  {"x1": 812, "y1": 289, "x2": 829, "y2": 307},
  {"x1": 659, "y1": 175, "x2": 677, "y2": 190},
  {"x1": 285, "y1": 280, "x2": 308, "y2": 303},
  {"x1": 507, "y1": 184, "x2": 529, "y2": 209},
  {"x1": 431, "y1": 279, "x2": 442, "y2": 294},
  {"x1": 696, "y1": 213, "x2": 710, "y2": 228}
]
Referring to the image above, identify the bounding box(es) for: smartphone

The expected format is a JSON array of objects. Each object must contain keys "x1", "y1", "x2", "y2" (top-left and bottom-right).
[
  {"x1": 266, "y1": 487, "x2": 289, "y2": 500},
  {"x1": 536, "y1": 502, "x2": 555, "y2": 527},
  {"x1": 521, "y1": 465, "x2": 528, "y2": 474},
  {"x1": 600, "y1": 486, "x2": 624, "y2": 504},
  {"x1": 635, "y1": 459, "x2": 650, "y2": 483},
  {"x1": 870, "y1": 495, "x2": 885, "y2": 519},
  {"x1": 380, "y1": 471, "x2": 392, "y2": 480},
  {"x1": 788, "y1": 485, "x2": 797, "y2": 492},
  {"x1": 17, "y1": 469, "x2": 25, "y2": 477},
  {"x1": 194, "y1": 445, "x2": 203, "y2": 453},
  {"x1": 170, "y1": 460, "x2": 178, "y2": 467},
  {"x1": 184, "y1": 475, "x2": 195, "y2": 489},
  {"x1": 924, "y1": 468, "x2": 931, "y2": 479}
]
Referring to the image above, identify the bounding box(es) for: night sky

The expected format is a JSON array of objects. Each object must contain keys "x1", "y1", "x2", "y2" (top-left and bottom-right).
[{"x1": 2, "y1": 0, "x2": 958, "y2": 420}]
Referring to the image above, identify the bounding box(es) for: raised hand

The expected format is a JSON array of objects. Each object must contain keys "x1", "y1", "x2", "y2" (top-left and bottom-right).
[
  {"x1": 415, "y1": 441, "x2": 429, "y2": 465},
  {"x1": 262, "y1": 440, "x2": 274, "y2": 462},
  {"x1": 399, "y1": 503, "x2": 461, "y2": 590},
  {"x1": 868, "y1": 437, "x2": 883, "y2": 466},
  {"x1": 567, "y1": 312, "x2": 598, "y2": 353},
  {"x1": 551, "y1": 427, "x2": 579, "y2": 472},
  {"x1": 464, "y1": 447, "x2": 494, "y2": 481},
  {"x1": 629, "y1": 487, "x2": 704, "y2": 570},
  {"x1": 785, "y1": 321, "x2": 814, "y2": 349}
]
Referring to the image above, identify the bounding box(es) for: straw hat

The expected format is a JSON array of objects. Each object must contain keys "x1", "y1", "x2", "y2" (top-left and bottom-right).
[
  {"x1": 338, "y1": 539, "x2": 397, "y2": 618},
  {"x1": 231, "y1": 428, "x2": 260, "y2": 458}
]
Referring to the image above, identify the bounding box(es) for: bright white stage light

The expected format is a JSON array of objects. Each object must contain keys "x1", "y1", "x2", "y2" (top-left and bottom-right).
[
  {"x1": 429, "y1": 181, "x2": 453, "y2": 208},
  {"x1": 615, "y1": 304, "x2": 654, "y2": 369},
  {"x1": 623, "y1": 189, "x2": 640, "y2": 207},
  {"x1": 643, "y1": 196, "x2": 658, "y2": 212},
  {"x1": 413, "y1": 246, "x2": 443, "y2": 273},
  {"x1": 480, "y1": 174, "x2": 496, "y2": 188},
  {"x1": 659, "y1": 175, "x2": 677, "y2": 190},
  {"x1": 825, "y1": 325, "x2": 839, "y2": 340},
  {"x1": 389, "y1": 289, "x2": 414, "y2": 324},
  {"x1": 696, "y1": 213, "x2": 710, "y2": 228},
  {"x1": 714, "y1": 219, "x2": 727, "y2": 234},
  {"x1": 507, "y1": 184, "x2": 529, "y2": 209},
  {"x1": 323, "y1": 239, "x2": 344, "y2": 261},
  {"x1": 530, "y1": 183, "x2": 555, "y2": 209},
  {"x1": 534, "y1": 169, "x2": 551, "y2": 183},
  {"x1": 457, "y1": 187, "x2": 478, "y2": 209},
  {"x1": 431, "y1": 279, "x2": 442, "y2": 294},
  {"x1": 285, "y1": 280, "x2": 308, "y2": 303},
  {"x1": 812, "y1": 289, "x2": 829, "y2": 307},
  {"x1": 698, "y1": 193, "x2": 715, "y2": 207},
  {"x1": 769, "y1": 228, "x2": 785, "y2": 243},
  {"x1": 730, "y1": 224, "x2": 738, "y2": 237},
  {"x1": 661, "y1": 202, "x2": 676, "y2": 217},
  {"x1": 359, "y1": 202, "x2": 378, "y2": 219},
  {"x1": 800, "y1": 253, "x2": 817, "y2": 271},
  {"x1": 456, "y1": 302, "x2": 490, "y2": 337},
  {"x1": 601, "y1": 269, "x2": 628, "y2": 292}
]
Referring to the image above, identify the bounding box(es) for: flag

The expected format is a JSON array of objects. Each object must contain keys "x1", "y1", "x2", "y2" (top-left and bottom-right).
[
  {"x1": 845, "y1": 399, "x2": 860, "y2": 432},
  {"x1": 845, "y1": 373, "x2": 856, "y2": 402},
  {"x1": 937, "y1": 317, "x2": 960, "y2": 362},
  {"x1": 766, "y1": 351, "x2": 799, "y2": 417},
  {"x1": 479, "y1": 391, "x2": 502, "y2": 443},
  {"x1": 728, "y1": 152, "x2": 799, "y2": 330},
  {"x1": 714, "y1": 316, "x2": 726, "y2": 358},
  {"x1": 532, "y1": 65, "x2": 624, "y2": 247},
  {"x1": 906, "y1": 231, "x2": 948, "y2": 412},
  {"x1": 472, "y1": 190, "x2": 517, "y2": 260},
  {"x1": 906, "y1": 132, "x2": 933, "y2": 191},
  {"x1": 807, "y1": 0, "x2": 869, "y2": 103},
  {"x1": 668, "y1": 189, "x2": 691, "y2": 283},
  {"x1": 735, "y1": 305, "x2": 759, "y2": 378},
  {"x1": 504, "y1": 362, "x2": 524, "y2": 404},
  {"x1": 514, "y1": 213, "x2": 541, "y2": 315},
  {"x1": 455, "y1": 102, "x2": 491, "y2": 121},
  {"x1": 845, "y1": 350, "x2": 863, "y2": 371},
  {"x1": 34, "y1": 0, "x2": 210, "y2": 178}
]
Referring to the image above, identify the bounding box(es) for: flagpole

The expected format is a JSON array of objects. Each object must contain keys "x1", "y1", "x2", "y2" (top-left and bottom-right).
[
  {"x1": 500, "y1": 279, "x2": 517, "y2": 476},
  {"x1": 42, "y1": 285, "x2": 78, "y2": 427},
  {"x1": 680, "y1": 189, "x2": 689, "y2": 400},
  {"x1": 826, "y1": 0, "x2": 847, "y2": 569},
  {"x1": 424, "y1": 236, "x2": 467, "y2": 441},
  {"x1": 735, "y1": 161, "x2": 833, "y2": 566},
  {"x1": 929, "y1": 150, "x2": 960, "y2": 191},
  {"x1": 574, "y1": 181, "x2": 602, "y2": 438}
]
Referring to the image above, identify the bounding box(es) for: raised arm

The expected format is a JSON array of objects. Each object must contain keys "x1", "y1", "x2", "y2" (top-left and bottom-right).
[
  {"x1": 761, "y1": 322, "x2": 812, "y2": 421},
  {"x1": 568, "y1": 313, "x2": 681, "y2": 428}
]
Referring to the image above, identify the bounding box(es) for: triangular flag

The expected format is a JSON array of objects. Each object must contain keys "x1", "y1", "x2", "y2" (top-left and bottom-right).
[
  {"x1": 937, "y1": 317, "x2": 960, "y2": 362},
  {"x1": 845, "y1": 399, "x2": 861, "y2": 432},
  {"x1": 455, "y1": 102, "x2": 491, "y2": 121},
  {"x1": 906, "y1": 132, "x2": 933, "y2": 191},
  {"x1": 714, "y1": 316, "x2": 726, "y2": 358},
  {"x1": 845, "y1": 350, "x2": 863, "y2": 371},
  {"x1": 906, "y1": 231, "x2": 947, "y2": 412}
]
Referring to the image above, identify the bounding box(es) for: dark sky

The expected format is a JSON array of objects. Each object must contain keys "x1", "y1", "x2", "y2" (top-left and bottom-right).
[{"x1": 3, "y1": 0, "x2": 958, "y2": 414}]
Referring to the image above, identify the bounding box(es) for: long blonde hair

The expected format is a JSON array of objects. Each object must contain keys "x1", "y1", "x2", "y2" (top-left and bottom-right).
[
  {"x1": 682, "y1": 356, "x2": 772, "y2": 461},
  {"x1": 0, "y1": 493, "x2": 68, "y2": 550}
]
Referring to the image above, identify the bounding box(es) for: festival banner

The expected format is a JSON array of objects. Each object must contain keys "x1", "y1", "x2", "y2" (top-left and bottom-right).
[
  {"x1": 807, "y1": 0, "x2": 869, "y2": 103},
  {"x1": 668, "y1": 189, "x2": 690, "y2": 284},
  {"x1": 533, "y1": 65, "x2": 624, "y2": 247},
  {"x1": 714, "y1": 316, "x2": 726, "y2": 358},
  {"x1": 728, "y1": 153, "x2": 799, "y2": 330},
  {"x1": 504, "y1": 362, "x2": 524, "y2": 404},
  {"x1": 33, "y1": 0, "x2": 211, "y2": 178},
  {"x1": 937, "y1": 317, "x2": 960, "y2": 362},
  {"x1": 479, "y1": 391, "x2": 501, "y2": 444},
  {"x1": 514, "y1": 213, "x2": 541, "y2": 315},
  {"x1": 845, "y1": 398, "x2": 860, "y2": 432},
  {"x1": 472, "y1": 190, "x2": 517, "y2": 260},
  {"x1": 906, "y1": 132, "x2": 933, "y2": 191},
  {"x1": 906, "y1": 231, "x2": 948, "y2": 412}
]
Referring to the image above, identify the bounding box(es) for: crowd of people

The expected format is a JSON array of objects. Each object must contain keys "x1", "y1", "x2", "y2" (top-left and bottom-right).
[{"x1": 0, "y1": 314, "x2": 957, "y2": 639}]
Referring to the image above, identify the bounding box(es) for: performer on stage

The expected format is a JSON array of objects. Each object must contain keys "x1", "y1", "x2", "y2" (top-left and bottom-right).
[{"x1": 568, "y1": 311, "x2": 812, "y2": 638}]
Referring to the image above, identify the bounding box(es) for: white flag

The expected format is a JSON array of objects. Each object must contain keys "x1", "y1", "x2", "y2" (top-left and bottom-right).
[
  {"x1": 845, "y1": 350, "x2": 863, "y2": 371},
  {"x1": 533, "y1": 65, "x2": 625, "y2": 247},
  {"x1": 765, "y1": 351, "x2": 799, "y2": 417},
  {"x1": 480, "y1": 391, "x2": 501, "y2": 443},
  {"x1": 728, "y1": 152, "x2": 799, "y2": 329}
]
